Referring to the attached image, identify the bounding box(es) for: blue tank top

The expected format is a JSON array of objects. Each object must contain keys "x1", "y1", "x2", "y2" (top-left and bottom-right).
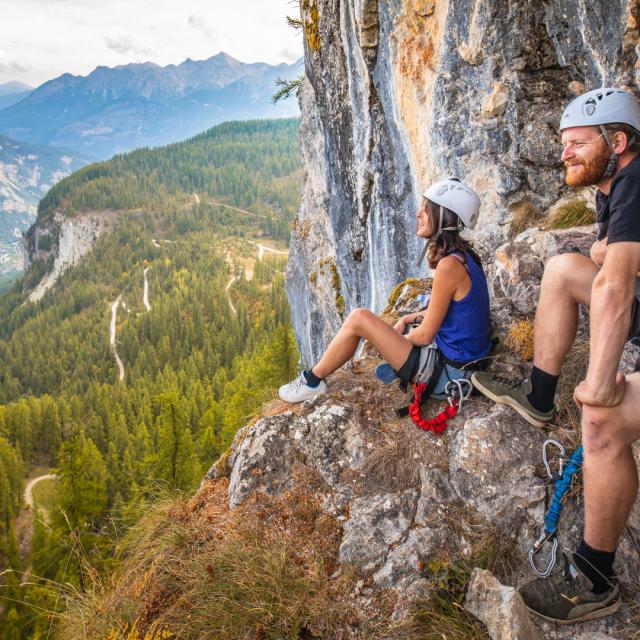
[{"x1": 434, "y1": 252, "x2": 492, "y2": 365}]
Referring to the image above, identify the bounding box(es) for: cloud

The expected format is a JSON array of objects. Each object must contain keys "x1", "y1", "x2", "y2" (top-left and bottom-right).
[
  {"x1": 188, "y1": 14, "x2": 216, "y2": 40},
  {"x1": 279, "y1": 48, "x2": 302, "y2": 63},
  {"x1": 104, "y1": 35, "x2": 155, "y2": 57},
  {"x1": 0, "y1": 60, "x2": 31, "y2": 74}
]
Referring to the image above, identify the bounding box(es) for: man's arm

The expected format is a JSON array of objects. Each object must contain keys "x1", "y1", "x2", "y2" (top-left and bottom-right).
[{"x1": 577, "y1": 241, "x2": 640, "y2": 406}]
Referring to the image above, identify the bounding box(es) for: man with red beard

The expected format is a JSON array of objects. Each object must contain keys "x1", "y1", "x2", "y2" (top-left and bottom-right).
[{"x1": 472, "y1": 88, "x2": 640, "y2": 624}]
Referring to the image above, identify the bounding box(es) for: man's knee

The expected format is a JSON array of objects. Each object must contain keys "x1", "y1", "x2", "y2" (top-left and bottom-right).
[
  {"x1": 582, "y1": 406, "x2": 627, "y2": 459},
  {"x1": 542, "y1": 253, "x2": 584, "y2": 289}
]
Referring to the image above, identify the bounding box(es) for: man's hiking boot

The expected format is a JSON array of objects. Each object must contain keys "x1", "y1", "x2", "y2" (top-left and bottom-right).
[
  {"x1": 470, "y1": 372, "x2": 554, "y2": 427},
  {"x1": 519, "y1": 554, "x2": 621, "y2": 625},
  {"x1": 279, "y1": 372, "x2": 327, "y2": 403}
]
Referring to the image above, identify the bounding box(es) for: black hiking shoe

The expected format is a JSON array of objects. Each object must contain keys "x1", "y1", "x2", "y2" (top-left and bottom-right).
[
  {"x1": 470, "y1": 372, "x2": 554, "y2": 428},
  {"x1": 519, "y1": 554, "x2": 621, "y2": 625}
]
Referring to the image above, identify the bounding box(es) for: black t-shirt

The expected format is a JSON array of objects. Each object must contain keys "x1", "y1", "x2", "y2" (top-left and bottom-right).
[{"x1": 596, "y1": 153, "x2": 640, "y2": 243}]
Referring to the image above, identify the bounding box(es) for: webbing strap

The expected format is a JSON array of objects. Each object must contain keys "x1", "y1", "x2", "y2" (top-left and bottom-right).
[
  {"x1": 543, "y1": 446, "x2": 584, "y2": 536},
  {"x1": 408, "y1": 382, "x2": 460, "y2": 434}
]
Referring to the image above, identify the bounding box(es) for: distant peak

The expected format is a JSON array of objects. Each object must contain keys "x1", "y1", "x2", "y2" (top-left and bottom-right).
[{"x1": 211, "y1": 52, "x2": 241, "y2": 64}]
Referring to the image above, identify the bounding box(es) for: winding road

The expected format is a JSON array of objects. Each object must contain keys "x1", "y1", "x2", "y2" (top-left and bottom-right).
[
  {"x1": 143, "y1": 267, "x2": 151, "y2": 311},
  {"x1": 24, "y1": 474, "x2": 58, "y2": 509},
  {"x1": 110, "y1": 295, "x2": 125, "y2": 381}
]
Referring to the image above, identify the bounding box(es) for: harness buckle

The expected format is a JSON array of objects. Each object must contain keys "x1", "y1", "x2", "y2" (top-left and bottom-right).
[
  {"x1": 528, "y1": 530, "x2": 559, "y2": 578},
  {"x1": 542, "y1": 439, "x2": 566, "y2": 480}
]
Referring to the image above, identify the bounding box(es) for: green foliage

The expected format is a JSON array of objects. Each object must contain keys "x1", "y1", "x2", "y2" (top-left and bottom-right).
[
  {"x1": 0, "y1": 117, "x2": 302, "y2": 636},
  {"x1": 36, "y1": 119, "x2": 301, "y2": 244},
  {"x1": 272, "y1": 75, "x2": 304, "y2": 104}
]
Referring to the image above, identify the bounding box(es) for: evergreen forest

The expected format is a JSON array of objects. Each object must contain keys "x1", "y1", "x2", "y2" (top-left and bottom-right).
[{"x1": 0, "y1": 118, "x2": 302, "y2": 637}]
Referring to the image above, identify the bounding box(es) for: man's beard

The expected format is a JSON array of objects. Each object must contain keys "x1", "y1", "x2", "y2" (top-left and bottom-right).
[{"x1": 564, "y1": 152, "x2": 610, "y2": 187}]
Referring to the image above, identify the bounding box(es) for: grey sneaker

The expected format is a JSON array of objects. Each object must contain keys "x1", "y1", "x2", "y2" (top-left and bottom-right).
[
  {"x1": 279, "y1": 372, "x2": 327, "y2": 403},
  {"x1": 470, "y1": 372, "x2": 554, "y2": 427},
  {"x1": 519, "y1": 554, "x2": 621, "y2": 625}
]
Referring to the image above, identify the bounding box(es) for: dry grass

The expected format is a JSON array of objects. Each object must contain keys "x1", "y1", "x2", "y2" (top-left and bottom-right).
[
  {"x1": 543, "y1": 199, "x2": 595, "y2": 231},
  {"x1": 509, "y1": 200, "x2": 542, "y2": 239},
  {"x1": 54, "y1": 477, "x2": 368, "y2": 640}
]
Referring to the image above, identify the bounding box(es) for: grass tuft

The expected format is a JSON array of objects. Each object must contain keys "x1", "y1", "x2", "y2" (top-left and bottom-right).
[
  {"x1": 508, "y1": 200, "x2": 542, "y2": 238},
  {"x1": 54, "y1": 478, "x2": 363, "y2": 639},
  {"x1": 543, "y1": 199, "x2": 595, "y2": 231}
]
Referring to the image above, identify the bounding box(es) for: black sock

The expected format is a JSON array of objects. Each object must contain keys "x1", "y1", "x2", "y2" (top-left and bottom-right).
[
  {"x1": 573, "y1": 539, "x2": 616, "y2": 594},
  {"x1": 303, "y1": 368, "x2": 323, "y2": 388},
  {"x1": 527, "y1": 366, "x2": 558, "y2": 412}
]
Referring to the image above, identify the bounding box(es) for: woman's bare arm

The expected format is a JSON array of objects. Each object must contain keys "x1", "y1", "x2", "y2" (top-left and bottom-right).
[{"x1": 406, "y1": 257, "x2": 468, "y2": 346}]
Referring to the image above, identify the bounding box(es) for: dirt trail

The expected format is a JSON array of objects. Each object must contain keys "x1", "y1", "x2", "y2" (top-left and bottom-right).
[
  {"x1": 143, "y1": 267, "x2": 151, "y2": 311},
  {"x1": 24, "y1": 474, "x2": 58, "y2": 509},
  {"x1": 110, "y1": 295, "x2": 125, "y2": 381}
]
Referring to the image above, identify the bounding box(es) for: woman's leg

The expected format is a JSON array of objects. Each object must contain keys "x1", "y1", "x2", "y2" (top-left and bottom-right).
[{"x1": 312, "y1": 308, "x2": 413, "y2": 378}]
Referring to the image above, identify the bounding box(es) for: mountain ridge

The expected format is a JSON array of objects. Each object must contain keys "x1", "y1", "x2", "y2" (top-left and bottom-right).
[{"x1": 0, "y1": 53, "x2": 302, "y2": 159}]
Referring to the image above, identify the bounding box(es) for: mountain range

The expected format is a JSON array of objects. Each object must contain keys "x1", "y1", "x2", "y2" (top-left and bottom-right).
[
  {"x1": 0, "y1": 81, "x2": 33, "y2": 109},
  {"x1": 0, "y1": 53, "x2": 302, "y2": 160}
]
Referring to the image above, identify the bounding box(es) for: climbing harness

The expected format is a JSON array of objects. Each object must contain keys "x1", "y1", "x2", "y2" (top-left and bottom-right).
[
  {"x1": 528, "y1": 439, "x2": 584, "y2": 577},
  {"x1": 408, "y1": 378, "x2": 473, "y2": 434}
]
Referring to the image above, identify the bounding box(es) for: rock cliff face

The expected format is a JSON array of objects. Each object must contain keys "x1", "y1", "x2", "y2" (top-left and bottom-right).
[
  {"x1": 287, "y1": 0, "x2": 640, "y2": 364},
  {"x1": 24, "y1": 211, "x2": 117, "y2": 302}
]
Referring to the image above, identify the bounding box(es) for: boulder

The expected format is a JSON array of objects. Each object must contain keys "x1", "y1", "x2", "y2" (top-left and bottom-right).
[{"x1": 465, "y1": 568, "x2": 541, "y2": 640}]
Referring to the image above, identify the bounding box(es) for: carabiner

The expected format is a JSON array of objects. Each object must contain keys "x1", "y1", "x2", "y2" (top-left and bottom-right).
[
  {"x1": 542, "y1": 439, "x2": 565, "y2": 481},
  {"x1": 528, "y1": 529, "x2": 559, "y2": 577},
  {"x1": 444, "y1": 378, "x2": 473, "y2": 410}
]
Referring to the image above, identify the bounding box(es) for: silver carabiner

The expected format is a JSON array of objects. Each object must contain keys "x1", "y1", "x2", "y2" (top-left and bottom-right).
[
  {"x1": 542, "y1": 438, "x2": 565, "y2": 480},
  {"x1": 528, "y1": 530, "x2": 559, "y2": 577},
  {"x1": 444, "y1": 378, "x2": 473, "y2": 410}
]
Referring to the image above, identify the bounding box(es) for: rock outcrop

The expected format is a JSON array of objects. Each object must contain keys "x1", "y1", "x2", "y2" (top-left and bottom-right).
[
  {"x1": 25, "y1": 211, "x2": 117, "y2": 302},
  {"x1": 288, "y1": 0, "x2": 640, "y2": 364}
]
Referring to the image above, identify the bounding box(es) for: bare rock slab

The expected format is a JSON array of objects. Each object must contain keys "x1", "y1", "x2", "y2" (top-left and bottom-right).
[{"x1": 465, "y1": 568, "x2": 541, "y2": 640}]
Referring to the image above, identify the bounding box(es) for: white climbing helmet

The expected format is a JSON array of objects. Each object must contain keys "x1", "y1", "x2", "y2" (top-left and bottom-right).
[
  {"x1": 559, "y1": 87, "x2": 640, "y2": 131},
  {"x1": 423, "y1": 178, "x2": 481, "y2": 231}
]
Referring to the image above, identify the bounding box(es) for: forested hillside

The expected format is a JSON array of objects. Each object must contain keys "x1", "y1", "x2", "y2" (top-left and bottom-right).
[{"x1": 0, "y1": 118, "x2": 301, "y2": 637}]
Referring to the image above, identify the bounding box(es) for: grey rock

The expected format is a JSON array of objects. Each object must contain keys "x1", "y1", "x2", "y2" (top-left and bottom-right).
[
  {"x1": 227, "y1": 414, "x2": 296, "y2": 507},
  {"x1": 338, "y1": 490, "x2": 417, "y2": 572},
  {"x1": 289, "y1": 0, "x2": 638, "y2": 365},
  {"x1": 465, "y1": 568, "x2": 541, "y2": 640},
  {"x1": 373, "y1": 524, "x2": 456, "y2": 587},
  {"x1": 449, "y1": 405, "x2": 546, "y2": 531},
  {"x1": 294, "y1": 403, "x2": 366, "y2": 489}
]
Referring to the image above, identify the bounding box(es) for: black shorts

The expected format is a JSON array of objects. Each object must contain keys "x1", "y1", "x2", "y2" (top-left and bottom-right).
[{"x1": 394, "y1": 346, "x2": 421, "y2": 391}]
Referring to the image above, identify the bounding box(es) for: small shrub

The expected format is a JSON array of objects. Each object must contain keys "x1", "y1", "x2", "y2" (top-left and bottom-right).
[
  {"x1": 504, "y1": 319, "x2": 535, "y2": 362},
  {"x1": 302, "y1": 0, "x2": 321, "y2": 51},
  {"x1": 543, "y1": 199, "x2": 595, "y2": 230}
]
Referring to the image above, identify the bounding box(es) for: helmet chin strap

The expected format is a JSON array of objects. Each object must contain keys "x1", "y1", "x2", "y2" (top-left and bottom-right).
[
  {"x1": 416, "y1": 205, "x2": 460, "y2": 266},
  {"x1": 599, "y1": 126, "x2": 620, "y2": 180}
]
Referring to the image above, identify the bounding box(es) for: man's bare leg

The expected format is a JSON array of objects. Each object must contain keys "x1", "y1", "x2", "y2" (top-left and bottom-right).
[
  {"x1": 533, "y1": 253, "x2": 599, "y2": 375},
  {"x1": 312, "y1": 308, "x2": 412, "y2": 379},
  {"x1": 581, "y1": 371, "x2": 640, "y2": 552}
]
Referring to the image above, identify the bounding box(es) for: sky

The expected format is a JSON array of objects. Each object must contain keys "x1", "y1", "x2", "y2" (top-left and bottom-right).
[{"x1": 0, "y1": 0, "x2": 304, "y2": 87}]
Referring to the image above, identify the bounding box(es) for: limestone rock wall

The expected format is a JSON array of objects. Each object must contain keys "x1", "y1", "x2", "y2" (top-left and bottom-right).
[{"x1": 288, "y1": 0, "x2": 640, "y2": 364}]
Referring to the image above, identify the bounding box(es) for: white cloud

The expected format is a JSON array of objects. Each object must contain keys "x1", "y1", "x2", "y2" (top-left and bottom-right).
[
  {"x1": 0, "y1": 0, "x2": 304, "y2": 86},
  {"x1": 188, "y1": 14, "x2": 216, "y2": 41},
  {"x1": 105, "y1": 35, "x2": 156, "y2": 57}
]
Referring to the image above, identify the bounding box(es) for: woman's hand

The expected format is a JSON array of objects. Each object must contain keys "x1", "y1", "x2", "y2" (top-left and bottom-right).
[{"x1": 393, "y1": 317, "x2": 407, "y2": 334}]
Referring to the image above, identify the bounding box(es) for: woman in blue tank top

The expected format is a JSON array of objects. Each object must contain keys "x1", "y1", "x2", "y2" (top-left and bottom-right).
[{"x1": 279, "y1": 178, "x2": 492, "y2": 403}]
